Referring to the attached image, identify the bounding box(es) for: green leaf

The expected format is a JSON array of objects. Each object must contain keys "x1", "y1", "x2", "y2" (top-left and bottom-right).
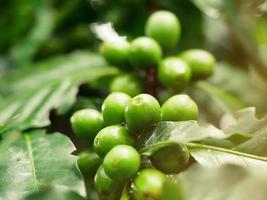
[
  {"x1": 23, "y1": 187, "x2": 86, "y2": 200},
  {"x1": 224, "y1": 107, "x2": 267, "y2": 156},
  {"x1": 195, "y1": 81, "x2": 246, "y2": 114},
  {"x1": 10, "y1": 0, "x2": 55, "y2": 67},
  {"x1": 209, "y1": 63, "x2": 267, "y2": 116},
  {"x1": 191, "y1": 62, "x2": 267, "y2": 124},
  {"x1": 0, "y1": 130, "x2": 85, "y2": 200},
  {"x1": 141, "y1": 120, "x2": 267, "y2": 169},
  {"x1": 2, "y1": 51, "x2": 114, "y2": 94},
  {"x1": 224, "y1": 108, "x2": 266, "y2": 134},
  {"x1": 144, "y1": 121, "x2": 225, "y2": 145},
  {"x1": 188, "y1": 143, "x2": 267, "y2": 170},
  {"x1": 141, "y1": 121, "x2": 246, "y2": 152},
  {"x1": 191, "y1": 0, "x2": 228, "y2": 18},
  {"x1": 0, "y1": 51, "x2": 118, "y2": 134},
  {"x1": 173, "y1": 164, "x2": 267, "y2": 200}
]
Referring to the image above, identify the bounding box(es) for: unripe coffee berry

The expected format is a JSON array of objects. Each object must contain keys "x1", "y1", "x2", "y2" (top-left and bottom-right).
[
  {"x1": 145, "y1": 10, "x2": 181, "y2": 49},
  {"x1": 94, "y1": 165, "x2": 123, "y2": 200},
  {"x1": 158, "y1": 57, "x2": 191, "y2": 91},
  {"x1": 180, "y1": 49, "x2": 215, "y2": 80},
  {"x1": 101, "y1": 92, "x2": 131, "y2": 126},
  {"x1": 100, "y1": 40, "x2": 130, "y2": 67},
  {"x1": 161, "y1": 94, "x2": 198, "y2": 121},
  {"x1": 77, "y1": 151, "x2": 102, "y2": 178},
  {"x1": 125, "y1": 94, "x2": 161, "y2": 133},
  {"x1": 94, "y1": 125, "x2": 133, "y2": 157},
  {"x1": 70, "y1": 109, "x2": 103, "y2": 140},
  {"x1": 132, "y1": 168, "x2": 166, "y2": 200},
  {"x1": 150, "y1": 143, "x2": 190, "y2": 174},
  {"x1": 128, "y1": 37, "x2": 162, "y2": 68},
  {"x1": 103, "y1": 145, "x2": 141, "y2": 181},
  {"x1": 110, "y1": 74, "x2": 143, "y2": 97}
]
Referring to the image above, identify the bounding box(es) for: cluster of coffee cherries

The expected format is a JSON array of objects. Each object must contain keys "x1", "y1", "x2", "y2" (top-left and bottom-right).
[
  {"x1": 71, "y1": 10, "x2": 216, "y2": 200},
  {"x1": 101, "y1": 10, "x2": 215, "y2": 97},
  {"x1": 71, "y1": 92, "x2": 197, "y2": 200}
]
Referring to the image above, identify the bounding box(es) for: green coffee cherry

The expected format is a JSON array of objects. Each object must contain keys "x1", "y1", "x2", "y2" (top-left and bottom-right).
[
  {"x1": 161, "y1": 94, "x2": 198, "y2": 121},
  {"x1": 94, "y1": 125, "x2": 133, "y2": 158},
  {"x1": 179, "y1": 49, "x2": 215, "y2": 80},
  {"x1": 77, "y1": 151, "x2": 102, "y2": 178},
  {"x1": 128, "y1": 37, "x2": 162, "y2": 68},
  {"x1": 132, "y1": 169, "x2": 166, "y2": 200},
  {"x1": 102, "y1": 92, "x2": 131, "y2": 126},
  {"x1": 94, "y1": 165, "x2": 123, "y2": 200},
  {"x1": 70, "y1": 109, "x2": 103, "y2": 140},
  {"x1": 158, "y1": 57, "x2": 191, "y2": 91},
  {"x1": 125, "y1": 94, "x2": 161, "y2": 133},
  {"x1": 145, "y1": 10, "x2": 181, "y2": 49},
  {"x1": 150, "y1": 143, "x2": 190, "y2": 174},
  {"x1": 100, "y1": 40, "x2": 130, "y2": 67},
  {"x1": 103, "y1": 145, "x2": 140, "y2": 181},
  {"x1": 109, "y1": 74, "x2": 143, "y2": 97}
]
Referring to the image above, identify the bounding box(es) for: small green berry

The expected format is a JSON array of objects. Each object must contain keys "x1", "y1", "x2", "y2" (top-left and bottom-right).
[
  {"x1": 125, "y1": 94, "x2": 161, "y2": 133},
  {"x1": 150, "y1": 143, "x2": 190, "y2": 174},
  {"x1": 161, "y1": 94, "x2": 198, "y2": 121},
  {"x1": 94, "y1": 125, "x2": 133, "y2": 158},
  {"x1": 128, "y1": 37, "x2": 162, "y2": 68},
  {"x1": 110, "y1": 74, "x2": 143, "y2": 97},
  {"x1": 102, "y1": 92, "x2": 131, "y2": 126},
  {"x1": 158, "y1": 57, "x2": 191, "y2": 91},
  {"x1": 103, "y1": 145, "x2": 140, "y2": 181},
  {"x1": 77, "y1": 151, "x2": 102, "y2": 178},
  {"x1": 100, "y1": 40, "x2": 130, "y2": 67},
  {"x1": 179, "y1": 49, "x2": 216, "y2": 80},
  {"x1": 145, "y1": 10, "x2": 181, "y2": 49},
  {"x1": 94, "y1": 165, "x2": 123, "y2": 200},
  {"x1": 70, "y1": 109, "x2": 103, "y2": 140},
  {"x1": 132, "y1": 169, "x2": 166, "y2": 200}
]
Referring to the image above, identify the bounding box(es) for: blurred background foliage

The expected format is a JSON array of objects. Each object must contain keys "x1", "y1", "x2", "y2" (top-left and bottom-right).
[{"x1": 1, "y1": 0, "x2": 267, "y2": 128}]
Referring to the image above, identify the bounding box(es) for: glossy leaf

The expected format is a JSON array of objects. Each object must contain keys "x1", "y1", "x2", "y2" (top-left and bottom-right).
[
  {"x1": 141, "y1": 120, "x2": 267, "y2": 169},
  {"x1": 142, "y1": 121, "x2": 248, "y2": 152},
  {"x1": 0, "y1": 130, "x2": 85, "y2": 200},
  {"x1": 191, "y1": 62, "x2": 267, "y2": 124},
  {"x1": 0, "y1": 51, "x2": 118, "y2": 134},
  {"x1": 174, "y1": 164, "x2": 267, "y2": 200},
  {"x1": 209, "y1": 63, "x2": 267, "y2": 116},
  {"x1": 194, "y1": 81, "x2": 245, "y2": 115},
  {"x1": 144, "y1": 121, "x2": 225, "y2": 146},
  {"x1": 224, "y1": 107, "x2": 267, "y2": 156},
  {"x1": 188, "y1": 143, "x2": 267, "y2": 170},
  {"x1": 23, "y1": 187, "x2": 86, "y2": 200}
]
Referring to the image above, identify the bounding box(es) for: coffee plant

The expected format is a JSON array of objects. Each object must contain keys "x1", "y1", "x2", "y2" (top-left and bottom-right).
[{"x1": 1, "y1": 0, "x2": 267, "y2": 200}]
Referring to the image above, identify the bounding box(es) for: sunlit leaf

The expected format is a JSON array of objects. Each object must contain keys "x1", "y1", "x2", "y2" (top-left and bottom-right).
[
  {"x1": 170, "y1": 164, "x2": 267, "y2": 200},
  {"x1": 224, "y1": 107, "x2": 267, "y2": 156},
  {"x1": 0, "y1": 51, "x2": 118, "y2": 134},
  {"x1": 0, "y1": 130, "x2": 85, "y2": 200},
  {"x1": 23, "y1": 187, "x2": 86, "y2": 200},
  {"x1": 188, "y1": 143, "x2": 267, "y2": 170}
]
